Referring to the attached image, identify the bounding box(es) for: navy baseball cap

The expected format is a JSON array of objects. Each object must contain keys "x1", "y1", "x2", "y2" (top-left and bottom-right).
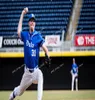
[{"x1": 28, "y1": 14, "x2": 36, "y2": 22}]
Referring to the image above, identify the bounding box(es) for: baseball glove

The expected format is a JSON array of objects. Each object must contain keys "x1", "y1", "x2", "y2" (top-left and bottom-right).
[{"x1": 44, "y1": 54, "x2": 51, "y2": 68}]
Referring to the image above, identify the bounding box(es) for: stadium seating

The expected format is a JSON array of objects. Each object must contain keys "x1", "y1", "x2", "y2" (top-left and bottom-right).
[
  {"x1": 0, "y1": 0, "x2": 73, "y2": 37},
  {"x1": 76, "y1": 0, "x2": 95, "y2": 34}
]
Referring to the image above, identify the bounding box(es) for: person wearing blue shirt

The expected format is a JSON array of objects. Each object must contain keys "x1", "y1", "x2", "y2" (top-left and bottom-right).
[
  {"x1": 9, "y1": 7, "x2": 50, "y2": 100},
  {"x1": 70, "y1": 58, "x2": 78, "y2": 91}
]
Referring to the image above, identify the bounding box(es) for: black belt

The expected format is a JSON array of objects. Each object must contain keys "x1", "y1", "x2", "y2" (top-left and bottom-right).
[
  {"x1": 28, "y1": 69, "x2": 34, "y2": 73},
  {"x1": 27, "y1": 67, "x2": 38, "y2": 73}
]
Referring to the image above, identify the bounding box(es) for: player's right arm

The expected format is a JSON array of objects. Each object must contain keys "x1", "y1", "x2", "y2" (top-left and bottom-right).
[
  {"x1": 17, "y1": 7, "x2": 28, "y2": 38},
  {"x1": 70, "y1": 70, "x2": 73, "y2": 75},
  {"x1": 70, "y1": 65, "x2": 73, "y2": 75}
]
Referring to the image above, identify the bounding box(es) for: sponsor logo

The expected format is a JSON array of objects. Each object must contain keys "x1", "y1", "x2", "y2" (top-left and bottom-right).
[
  {"x1": 2, "y1": 37, "x2": 24, "y2": 47},
  {"x1": 75, "y1": 35, "x2": 95, "y2": 46},
  {"x1": 3, "y1": 38, "x2": 23, "y2": 45},
  {"x1": 77, "y1": 36, "x2": 84, "y2": 46},
  {"x1": 45, "y1": 35, "x2": 60, "y2": 46}
]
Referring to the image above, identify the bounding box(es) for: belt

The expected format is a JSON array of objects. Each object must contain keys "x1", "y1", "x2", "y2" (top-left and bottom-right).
[
  {"x1": 26, "y1": 67, "x2": 38, "y2": 73},
  {"x1": 29, "y1": 69, "x2": 34, "y2": 73}
]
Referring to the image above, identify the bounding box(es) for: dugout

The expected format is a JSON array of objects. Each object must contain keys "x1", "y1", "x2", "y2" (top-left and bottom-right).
[{"x1": 0, "y1": 51, "x2": 95, "y2": 90}]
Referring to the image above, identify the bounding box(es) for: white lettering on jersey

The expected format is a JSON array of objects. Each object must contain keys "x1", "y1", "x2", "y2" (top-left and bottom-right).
[{"x1": 26, "y1": 40, "x2": 34, "y2": 48}]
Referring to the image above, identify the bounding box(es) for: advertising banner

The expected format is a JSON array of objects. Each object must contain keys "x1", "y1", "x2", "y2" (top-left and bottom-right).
[
  {"x1": 75, "y1": 35, "x2": 95, "y2": 46},
  {"x1": 1, "y1": 36, "x2": 24, "y2": 48},
  {"x1": 45, "y1": 35, "x2": 61, "y2": 46}
]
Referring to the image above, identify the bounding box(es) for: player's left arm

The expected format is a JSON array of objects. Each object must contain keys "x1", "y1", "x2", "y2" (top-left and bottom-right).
[
  {"x1": 41, "y1": 43, "x2": 51, "y2": 67},
  {"x1": 38, "y1": 33, "x2": 51, "y2": 67},
  {"x1": 42, "y1": 43, "x2": 49, "y2": 57}
]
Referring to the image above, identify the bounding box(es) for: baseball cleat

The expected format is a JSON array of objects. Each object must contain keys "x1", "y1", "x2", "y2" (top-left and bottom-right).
[{"x1": 9, "y1": 91, "x2": 15, "y2": 100}]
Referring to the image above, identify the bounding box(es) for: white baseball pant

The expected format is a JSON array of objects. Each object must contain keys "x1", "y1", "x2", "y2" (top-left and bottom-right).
[
  {"x1": 11, "y1": 67, "x2": 43, "y2": 100},
  {"x1": 71, "y1": 73, "x2": 78, "y2": 91}
]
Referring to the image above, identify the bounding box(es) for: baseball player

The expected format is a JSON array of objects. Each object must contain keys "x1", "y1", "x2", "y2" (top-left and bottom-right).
[
  {"x1": 70, "y1": 58, "x2": 78, "y2": 91},
  {"x1": 9, "y1": 7, "x2": 50, "y2": 100}
]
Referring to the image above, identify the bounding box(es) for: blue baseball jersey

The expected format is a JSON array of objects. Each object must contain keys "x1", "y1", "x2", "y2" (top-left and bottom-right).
[
  {"x1": 72, "y1": 63, "x2": 78, "y2": 74},
  {"x1": 21, "y1": 30, "x2": 44, "y2": 69}
]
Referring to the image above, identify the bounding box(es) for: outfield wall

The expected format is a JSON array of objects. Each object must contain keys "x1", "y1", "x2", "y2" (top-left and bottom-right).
[{"x1": 0, "y1": 52, "x2": 95, "y2": 90}]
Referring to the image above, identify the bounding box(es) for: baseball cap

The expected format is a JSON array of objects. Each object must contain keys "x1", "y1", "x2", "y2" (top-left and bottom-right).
[{"x1": 28, "y1": 14, "x2": 36, "y2": 22}]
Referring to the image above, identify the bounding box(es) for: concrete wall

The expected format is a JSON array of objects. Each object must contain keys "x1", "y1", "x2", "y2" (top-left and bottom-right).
[{"x1": 0, "y1": 56, "x2": 95, "y2": 90}]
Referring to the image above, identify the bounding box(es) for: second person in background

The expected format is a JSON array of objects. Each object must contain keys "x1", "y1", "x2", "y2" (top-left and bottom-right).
[{"x1": 70, "y1": 58, "x2": 78, "y2": 91}]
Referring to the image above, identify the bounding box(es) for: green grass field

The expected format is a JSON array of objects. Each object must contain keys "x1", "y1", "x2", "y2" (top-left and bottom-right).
[{"x1": 0, "y1": 90, "x2": 95, "y2": 100}]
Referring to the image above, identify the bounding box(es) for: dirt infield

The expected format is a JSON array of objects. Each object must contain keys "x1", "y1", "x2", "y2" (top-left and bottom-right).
[{"x1": 0, "y1": 90, "x2": 95, "y2": 100}]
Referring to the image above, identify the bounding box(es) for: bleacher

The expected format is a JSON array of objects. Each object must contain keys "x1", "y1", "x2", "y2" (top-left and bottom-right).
[
  {"x1": 76, "y1": 0, "x2": 95, "y2": 34},
  {"x1": 0, "y1": 0, "x2": 73, "y2": 38}
]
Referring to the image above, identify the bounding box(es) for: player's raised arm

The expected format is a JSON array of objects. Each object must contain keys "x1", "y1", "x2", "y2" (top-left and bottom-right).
[{"x1": 17, "y1": 7, "x2": 28, "y2": 38}]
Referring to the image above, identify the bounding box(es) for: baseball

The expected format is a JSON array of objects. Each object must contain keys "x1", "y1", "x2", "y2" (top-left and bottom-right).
[{"x1": 25, "y1": 7, "x2": 28, "y2": 12}]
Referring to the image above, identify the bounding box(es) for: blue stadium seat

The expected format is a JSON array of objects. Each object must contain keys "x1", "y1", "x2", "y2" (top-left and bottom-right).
[
  {"x1": 0, "y1": 0, "x2": 73, "y2": 37},
  {"x1": 76, "y1": 0, "x2": 95, "y2": 34}
]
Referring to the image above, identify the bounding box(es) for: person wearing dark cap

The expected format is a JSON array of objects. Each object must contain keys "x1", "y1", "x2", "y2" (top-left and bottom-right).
[{"x1": 9, "y1": 7, "x2": 51, "y2": 100}]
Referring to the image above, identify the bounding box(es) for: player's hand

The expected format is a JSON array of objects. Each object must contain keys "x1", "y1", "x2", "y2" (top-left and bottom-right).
[
  {"x1": 22, "y1": 7, "x2": 28, "y2": 15},
  {"x1": 70, "y1": 70, "x2": 73, "y2": 75}
]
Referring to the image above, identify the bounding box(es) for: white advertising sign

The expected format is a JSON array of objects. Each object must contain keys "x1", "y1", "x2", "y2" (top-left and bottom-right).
[
  {"x1": 0, "y1": 36, "x2": 3, "y2": 48},
  {"x1": 45, "y1": 35, "x2": 60, "y2": 46}
]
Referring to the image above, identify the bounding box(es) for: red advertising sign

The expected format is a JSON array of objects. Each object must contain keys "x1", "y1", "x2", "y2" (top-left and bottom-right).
[{"x1": 75, "y1": 35, "x2": 95, "y2": 46}]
